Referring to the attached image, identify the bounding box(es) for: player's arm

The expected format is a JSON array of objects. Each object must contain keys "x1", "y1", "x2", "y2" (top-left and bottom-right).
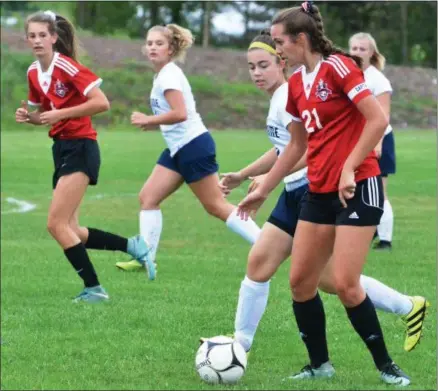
[
  {"x1": 148, "y1": 89, "x2": 188, "y2": 127},
  {"x1": 256, "y1": 120, "x2": 307, "y2": 196},
  {"x1": 374, "y1": 92, "x2": 391, "y2": 157},
  {"x1": 27, "y1": 105, "x2": 46, "y2": 125},
  {"x1": 344, "y1": 95, "x2": 388, "y2": 171},
  {"x1": 237, "y1": 148, "x2": 278, "y2": 180},
  {"x1": 60, "y1": 86, "x2": 109, "y2": 119}
]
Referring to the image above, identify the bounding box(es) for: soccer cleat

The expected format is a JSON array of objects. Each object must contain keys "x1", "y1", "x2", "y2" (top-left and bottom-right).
[
  {"x1": 380, "y1": 362, "x2": 410, "y2": 386},
  {"x1": 286, "y1": 362, "x2": 335, "y2": 380},
  {"x1": 72, "y1": 286, "x2": 109, "y2": 303},
  {"x1": 115, "y1": 259, "x2": 144, "y2": 272},
  {"x1": 402, "y1": 296, "x2": 430, "y2": 352},
  {"x1": 127, "y1": 235, "x2": 151, "y2": 262},
  {"x1": 373, "y1": 240, "x2": 392, "y2": 250}
]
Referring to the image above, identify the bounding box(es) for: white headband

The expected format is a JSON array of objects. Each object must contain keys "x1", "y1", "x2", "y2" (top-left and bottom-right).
[{"x1": 44, "y1": 10, "x2": 56, "y2": 21}]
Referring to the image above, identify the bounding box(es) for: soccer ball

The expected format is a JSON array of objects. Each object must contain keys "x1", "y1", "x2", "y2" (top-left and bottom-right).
[{"x1": 195, "y1": 336, "x2": 247, "y2": 385}]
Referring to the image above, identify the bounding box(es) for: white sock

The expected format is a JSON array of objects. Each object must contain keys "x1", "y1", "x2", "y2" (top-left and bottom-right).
[
  {"x1": 377, "y1": 200, "x2": 394, "y2": 242},
  {"x1": 226, "y1": 209, "x2": 261, "y2": 245},
  {"x1": 360, "y1": 275, "x2": 413, "y2": 315},
  {"x1": 140, "y1": 209, "x2": 163, "y2": 262},
  {"x1": 234, "y1": 276, "x2": 270, "y2": 352}
]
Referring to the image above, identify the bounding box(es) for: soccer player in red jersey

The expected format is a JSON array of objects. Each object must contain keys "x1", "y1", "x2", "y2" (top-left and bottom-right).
[
  {"x1": 15, "y1": 11, "x2": 149, "y2": 303},
  {"x1": 237, "y1": 2, "x2": 410, "y2": 386}
]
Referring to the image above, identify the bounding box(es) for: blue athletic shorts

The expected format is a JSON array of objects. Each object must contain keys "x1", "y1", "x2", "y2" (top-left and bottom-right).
[
  {"x1": 379, "y1": 131, "x2": 396, "y2": 176},
  {"x1": 157, "y1": 132, "x2": 219, "y2": 184},
  {"x1": 267, "y1": 181, "x2": 309, "y2": 236}
]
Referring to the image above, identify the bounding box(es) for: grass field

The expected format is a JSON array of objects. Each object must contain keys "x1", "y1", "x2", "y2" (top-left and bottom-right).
[{"x1": 1, "y1": 129, "x2": 436, "y2": 390}]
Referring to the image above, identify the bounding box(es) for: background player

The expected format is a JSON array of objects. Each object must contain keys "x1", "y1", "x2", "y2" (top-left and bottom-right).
[
  {"x1": 15, "y1": 11, "x2": 148, "y2": 302},
  {"x1": 115, "y1": 24, "x2": 261, "y2": 278},
  {"x1": 349, "y1": 32, "x2": 396, "y2": 250}
]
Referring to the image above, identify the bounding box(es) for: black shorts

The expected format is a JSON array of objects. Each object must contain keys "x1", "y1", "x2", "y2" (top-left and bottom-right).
[
  {"x1": 52, "y1": 138, "x2": 101, "y2": 189},
  {"x1": 299, "y1": 176, "x2": 384, "y2": 226}
]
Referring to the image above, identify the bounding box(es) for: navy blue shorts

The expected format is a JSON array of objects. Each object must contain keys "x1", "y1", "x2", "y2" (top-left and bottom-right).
[
  {"x1": 267, "y1": 183, "x2": 309, "y2": 236},
  {"x1": 379, "y1": 132, "x2": 396, "y2": 176},
  {"x1": 157, "y1": 132, "x2": 219, "y2": 184}
]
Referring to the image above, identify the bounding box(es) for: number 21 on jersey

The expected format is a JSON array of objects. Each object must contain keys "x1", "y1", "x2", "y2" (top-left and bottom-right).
[{"x1": 302, "y1": 108, "x2": 323, "y2": 133}]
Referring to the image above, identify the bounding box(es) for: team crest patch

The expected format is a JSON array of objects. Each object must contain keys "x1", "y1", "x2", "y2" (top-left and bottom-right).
[
  {"x1": 55, "y1": 79, "x2": 68, "y2": 98},
  {"x1": 315, "y1": 79, "x2": 332, "y2": 101}
]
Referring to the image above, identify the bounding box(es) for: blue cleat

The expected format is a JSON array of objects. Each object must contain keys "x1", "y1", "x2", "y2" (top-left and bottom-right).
[
  {"x1": 73, "y1": 286, "x2": 109, "y2": 303},
  {"x1": 123, "y1": 235, "x2": 156, "y2": 281}
]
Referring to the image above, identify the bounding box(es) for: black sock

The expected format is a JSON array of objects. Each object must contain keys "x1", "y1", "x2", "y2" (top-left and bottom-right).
[
  {"x1": 64, "y1": 242, "x2": 100, "y2": 288},
  {"x1": 85, "y1": 228, "x2": 128, "y2": 252},
  {"x1": 345, "y1": 295, "x2": 392, "y2": 370},
  {"x1": 293, "y1": 292, "x2": 329, "y2": 368}
]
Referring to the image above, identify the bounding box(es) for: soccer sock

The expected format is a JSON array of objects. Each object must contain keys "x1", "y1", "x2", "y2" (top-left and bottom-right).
[
  {"x1": 234, "y1": 276, "x2": 270, "y2": 352},
  {"x1": 226, "y1": 209, "x2": 261, "y2": 245},
  {"x1": 360, "y1": 275, "x2": 413, "y2": 315},
  {"x1": 85, "y1": 228, "x2": 128, "y2": 252},
  {"x1": 292, "y1": 293, "x2": 329, "y2": 368},
  {"x1": 345, "y1": 295, "x2": 392, "y2": 370},
  {"x1": 64, "y1": 242, "x2": 100, "y2": 288},
  {"x1": 377, "y1": 200, "x2": 394, "y2": 243},
  {"x1": 140, "y1": 209, "x2": 163, "y2": 261}
]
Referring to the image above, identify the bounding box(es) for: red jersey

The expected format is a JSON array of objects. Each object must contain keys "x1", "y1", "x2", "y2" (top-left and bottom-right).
[
  {"x1": 286, "y1": 54, "x2": 380, "y2": 193},
  {"x1": 27, "y1": 52, "x2": 102, "y2": 140}
]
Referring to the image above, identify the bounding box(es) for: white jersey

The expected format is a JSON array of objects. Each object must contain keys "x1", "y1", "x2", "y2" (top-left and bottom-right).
[
  {"x1": 150, "y1": 62, "x2": 208, "y2": 156},
  {"x1": 364, "y1": 65, "x2": 393, "y2": 135},
  {"x1": 267, "y1": 83, "x2": 307, "y2": 186}
]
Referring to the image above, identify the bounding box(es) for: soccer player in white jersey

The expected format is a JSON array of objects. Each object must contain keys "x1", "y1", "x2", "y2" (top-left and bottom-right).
[
  {"x1": 201, "y1": 28, "x2": 428, "y2": 356},
  {"x1": 349, "y1": 33, "x2": 395, "y2": 251},
  {"x1": 115, "y1": 24, "x2": 261, "y2": 277}
]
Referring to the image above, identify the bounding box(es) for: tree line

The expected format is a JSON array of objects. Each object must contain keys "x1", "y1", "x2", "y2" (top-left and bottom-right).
[{"x1": 3, "y1": 1, "x2": 437, "y2": 68}]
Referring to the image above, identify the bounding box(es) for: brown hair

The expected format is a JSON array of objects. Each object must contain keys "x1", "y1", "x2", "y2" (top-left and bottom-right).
[
  {"x1": 148, "y1": 24, "x2": 194, "y2": 63},
  {"x1": 25, "y1": 11, "x2": 80, "y2": 61},
  {"x1": 349, "y1": 32, "x2": 386, "y2": 70},
  {"x1": 249, "y1": 28, "x2": 288, "y2": 78},
  {"x1": 272, "y1": 3, "x2": 363, "y2": 68}
]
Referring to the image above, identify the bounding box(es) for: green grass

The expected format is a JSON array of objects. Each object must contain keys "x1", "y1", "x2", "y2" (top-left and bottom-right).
[{"x1": 1, "y1": 129, "x2": 436, "y2": 390}]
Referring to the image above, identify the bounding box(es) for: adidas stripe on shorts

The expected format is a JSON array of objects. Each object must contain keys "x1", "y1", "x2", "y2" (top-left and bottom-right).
[{"x1": 299, "y1": 176, "x2": 384, "y2": 227}]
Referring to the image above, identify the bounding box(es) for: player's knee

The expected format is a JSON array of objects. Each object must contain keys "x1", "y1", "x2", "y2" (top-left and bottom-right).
[
  {"x1": 289, "y1": 274, "x2": 315, "y2": 301},
  {"x1": 334, "y1": 277, "x2": 363, "y2": 306},
  {"x1": 139, "y1": 191, "x2": 159, "y2": 210},
  {"x1": 203, "y1": 200, "x2": 225, "y2": 219},
  {"x1": 47, "y1": 216, "x2": 66, "y2": 238},
  {"x1": 247, "y1": 253, "x2": 272, "y2": 282}
]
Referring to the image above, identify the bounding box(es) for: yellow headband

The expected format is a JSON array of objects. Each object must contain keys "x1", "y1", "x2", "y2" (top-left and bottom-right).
[{"x1": 248, "y1": 42, "x2": 279, "y2": 57}]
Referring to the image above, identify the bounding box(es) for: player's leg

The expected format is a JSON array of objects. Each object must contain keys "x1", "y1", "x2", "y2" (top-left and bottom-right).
[
  {"x1": 233, "y1": 223, "x2": 292, "y2": 353},
  {"x1": 375, "y1": 132, "x2": 396, "y2": 250},
  {"x1": 116, "y1": 151, "x2": 184, "y2": 278},
  {"x1": 182, "y1": 133, "x2": 260, "y2": 244},
  {"x1": 233, "y1": 185, "x2": 307, "y2": 353},
  {"x1": 48, "y1": 172, "x2": 108, "y2": 303},
  {"x1": 287, "y1": 216, "x2": 336, "y2": 380},
  {"x1": 332, "y1": 177, "x2": 409, "y2": 385}
]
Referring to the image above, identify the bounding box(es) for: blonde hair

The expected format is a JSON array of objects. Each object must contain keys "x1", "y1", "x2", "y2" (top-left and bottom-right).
[
  {"x1": 349, "y1": 32, "x2": 386, "y2": 71},
  {"x1": 149, "y1": 24, "x2": 194, "y2": 63}
]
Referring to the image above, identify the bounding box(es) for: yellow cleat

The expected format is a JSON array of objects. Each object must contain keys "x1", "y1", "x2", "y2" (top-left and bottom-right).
[
  {"x1": 115, "y1": 259, "x2": 144, "y2": 272},
  {"x1": 402, "y1": 296, "x2": 430, "y2": 352}
]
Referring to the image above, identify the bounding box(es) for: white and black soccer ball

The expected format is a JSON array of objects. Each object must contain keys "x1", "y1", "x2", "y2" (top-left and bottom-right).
[{"x1": 195, "y1": 336, "x2": 247, "y2": 385}]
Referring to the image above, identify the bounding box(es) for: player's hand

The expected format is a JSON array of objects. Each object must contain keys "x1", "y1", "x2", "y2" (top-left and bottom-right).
[
  {"x1": 219, "y1": 172, "x2": 245, "y2": 192},
  {"x1": 218, "y1": 177, "x2": 231, "y2": 197},
  {"x1": 374, "y1": 142, "x2": 383, "y2": 159},
  {"x1": 15, "y1": 100, "x2": 29, "y2": 123},
  {"x1": 131, "y1": 112, "x2": 154, "y2": 129},
  {"x1": 338, "y1": 166, "x2": 356, "y2": 208},
  {"x1": 237, "y1": 188, "x2": 267, "y2": 221},
  {"x1": 247, "y1": 174, "x2": 267, "y2": 194},
  {"x1": 40, "y1": 109, "x2": 64, "y2": 125}
]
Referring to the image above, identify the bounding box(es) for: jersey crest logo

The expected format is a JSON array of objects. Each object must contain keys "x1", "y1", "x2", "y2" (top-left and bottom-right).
[
  {"x1": 54, "y1": 79, "x2": 68, "y2": 98},
  {"x1": 315, "y1": 79, "x2": 332, "y2": 101}
]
